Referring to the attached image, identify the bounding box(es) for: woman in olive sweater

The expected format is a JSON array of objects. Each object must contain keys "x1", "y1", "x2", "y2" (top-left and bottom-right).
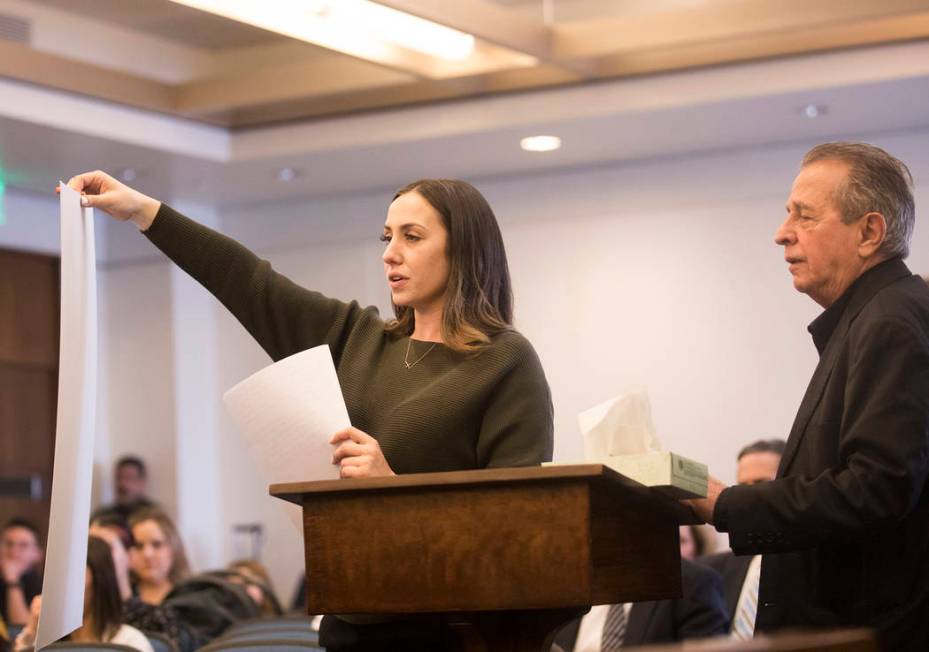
[{"x1": 66, "y1": 171, "x2": 554, "y2": 649}]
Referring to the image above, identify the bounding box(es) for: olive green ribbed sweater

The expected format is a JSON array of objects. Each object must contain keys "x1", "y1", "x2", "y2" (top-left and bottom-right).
[{"x1": 145, "y1": 205, "x2": 554, "y2": 473}]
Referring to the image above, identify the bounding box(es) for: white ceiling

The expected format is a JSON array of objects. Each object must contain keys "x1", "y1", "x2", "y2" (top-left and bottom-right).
[{"x1": 1, "y1": 40, "x2": 928, "y2": 215}]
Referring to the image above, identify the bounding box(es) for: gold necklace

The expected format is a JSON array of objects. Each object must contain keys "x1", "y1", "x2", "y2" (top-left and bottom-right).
[{"x1": 404, "y1": 338, "x2": 438, "y2": 369}]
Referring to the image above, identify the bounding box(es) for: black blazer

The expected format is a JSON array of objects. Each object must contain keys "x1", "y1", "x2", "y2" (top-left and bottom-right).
[
  {"x1": 700, "y1": 551, "x2": 751, "y2": 628},
  {"x1": 552, "y1": 559, "x2": 729, "y2": 650},
  {"x1": 715, "y1": 259, "x2": 929, "y2": 652}
]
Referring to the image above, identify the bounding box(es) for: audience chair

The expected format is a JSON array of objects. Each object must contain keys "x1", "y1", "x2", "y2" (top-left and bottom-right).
[
  {"x1": 43, "y1": 644, "x2": 138, "y2": 652},
  {"x1": 197, "y1": 640, "x2": 323, "y2": 652},
  {"x1": 224, "y1": 615, "x2": 315, "y2": 634},
  {"x1": 218, "y1": 628, "x2": 319, "y2": 644},
  {"x1": 143, "y1": 631, "x2": 179, "y2": 652}
]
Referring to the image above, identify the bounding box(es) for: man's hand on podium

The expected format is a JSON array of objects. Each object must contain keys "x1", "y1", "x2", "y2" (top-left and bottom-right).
[
  {"x1": 682, "y1": 475, "x2": 727, "y2": 524},
  {"x1": 330, "y1": 427, "x2": 396, "y2": 479}
]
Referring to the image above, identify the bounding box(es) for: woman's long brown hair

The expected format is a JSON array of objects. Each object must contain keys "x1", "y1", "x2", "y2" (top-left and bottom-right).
[
  {"x1": 384, "y1": 179, "x2": 514, "y2": 353},
  {"x1": 86, "y1": 535, "x2": 123, "y2": 641}
]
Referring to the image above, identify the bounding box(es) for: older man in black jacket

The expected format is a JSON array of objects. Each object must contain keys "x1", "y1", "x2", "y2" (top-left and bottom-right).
[{"x1": 688, "y1": 142, "x2": 929, "y2": 651}]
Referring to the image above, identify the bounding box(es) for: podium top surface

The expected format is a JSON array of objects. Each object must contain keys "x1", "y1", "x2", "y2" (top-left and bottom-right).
[{"x1": 270, "y1": 463, "x2": 698, "y2": 523}]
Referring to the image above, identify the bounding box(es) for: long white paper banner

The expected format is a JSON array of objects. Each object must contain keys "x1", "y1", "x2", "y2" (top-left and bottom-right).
[{"x1": 36, "y1": 184, "x2": 98, "y2": 649}]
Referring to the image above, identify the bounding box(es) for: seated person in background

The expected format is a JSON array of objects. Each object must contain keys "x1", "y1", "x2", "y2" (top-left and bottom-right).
[
  {"x1": 679, "y1": 524, "x2": 716, "y2": 561},
  {"x1": 226, "y1": 559, "x2": 282, "y2": 616},
  {"x1": 552, "y1": 558, "x2": 728, "y2": 651},
  {"x1": 13, "y1": 536, "x2": 153, "y2": 652},
  {"x1": 1, "y1": 613, "x2": 9, "y2": 652},
  {"x1": 700, "y1": 438, "x2": 784, "y2": 639},
  {"x1": 91, "y1": 511, "x2": 134, "y2": 557},
  {"x1": 92, "y1": 524, "x2": 198, "y2": 652},
  {"x1": 0, "y1": 519, "x2": 43, "y2": 626},
  {"x1": 129, "y1": 509, "x2": 190, "y2": 606},
  {"x1": 93, "y1": 455, "x2": 158, "y2": 524}
]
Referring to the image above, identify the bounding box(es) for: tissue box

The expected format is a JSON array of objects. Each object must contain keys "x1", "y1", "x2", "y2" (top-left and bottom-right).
[
  {"x1": 601, "y1": 451, "x2": 707, "y2": 498},
  {"x1": 547, "y1": 452, "x2": 708, "y2": 499}
]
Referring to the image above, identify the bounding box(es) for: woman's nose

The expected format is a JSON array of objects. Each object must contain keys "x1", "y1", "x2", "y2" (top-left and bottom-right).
[{"x1": 382, "y1": 240, "x2": 401, "y2": 264}]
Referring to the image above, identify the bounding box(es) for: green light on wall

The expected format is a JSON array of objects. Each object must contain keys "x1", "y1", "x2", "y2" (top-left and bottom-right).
[{"x1": 0, "y1": 175, "x2": 5, "y2": 226}]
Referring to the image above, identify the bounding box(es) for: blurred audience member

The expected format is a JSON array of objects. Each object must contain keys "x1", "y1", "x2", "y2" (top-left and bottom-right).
[
  {"x1": 0, "y1": 520, "x2": 43, "y2": 626},
  {"x1": 680, "y1": 525, "x2": 717, "y2": 561},
  {"x1": 289, "y1": 574, "x2": 322, "y2": 631},
  {"x1": 1, "y1": 613, "x2": 9, "y2": 652},
  {"x1": 91, "y1": 511, "x2": 134, "y2": 555},
  {"x1": 553, "y1": 559, "x2": 728, "y2": 650},
  {"x1": 13, "y1": 537, "x2": 153, "y2": 651},
  {"x1": 93, "y1": 455, "x2": 158, "y2": 523},
  {"x1": 227, "y1": 559, "x2": 282, "y2": 616},
  {"x1": 734, "y1": 439, "x2": 784, "y2": 485},
  {"x1": 129, "y1": 509, "x2": 190, "y2": 606},
  {"x1": 94, "y1": 521, "x2": 198, "y2": 652},
  {"x1": 290, "y1": 573, "x2": 306, "y2": 613},
  {"x1": 702, "y1": 438, "x2": 785, "y2": 638}
]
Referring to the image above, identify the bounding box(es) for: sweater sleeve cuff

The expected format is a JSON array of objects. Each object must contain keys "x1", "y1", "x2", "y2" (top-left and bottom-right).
[{"x1": 143, "y1": 202, "x2": 179, "y2": 239}]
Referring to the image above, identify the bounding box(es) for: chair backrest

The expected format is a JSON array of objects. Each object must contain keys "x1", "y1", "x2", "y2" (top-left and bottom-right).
[
  {"x1": 143, "y1": 630, "x2": 180, "y2": 652},
  {"x1": 224, "y1": 616, "x2": 315, "y2": 635},
  {"x1": 219, "y1": 629, "x2": 318, "y2": 643},
  {"x1": 197, "y1": 640, "x2": 323, "y2": 652},
  {"x1": 43, "y1": 644, "x2": 138, "y2": 652},
  {"x1": 163, "y1": 573, "x2": 261, "y2": 641}
]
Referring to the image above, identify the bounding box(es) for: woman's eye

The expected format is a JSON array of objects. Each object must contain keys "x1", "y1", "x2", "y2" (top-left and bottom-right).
[
  {"x1": 380, "y1": 234, "x2": 391, "y2": 244},
  {"x1": 405, "y1": 234, "x2": 421, "y2": 242}
]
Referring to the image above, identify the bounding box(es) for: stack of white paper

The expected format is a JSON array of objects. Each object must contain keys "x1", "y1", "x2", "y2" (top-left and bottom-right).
[{"x1": 223, "y1": 345, "x2": 347, "y2": 529}]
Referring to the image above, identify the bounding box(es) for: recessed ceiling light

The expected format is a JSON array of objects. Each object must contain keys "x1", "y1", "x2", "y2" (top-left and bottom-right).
[
  {"x1": 801, "y1": 104, "x2": 827, "y2": 119},
  {"x1": 276, "y1": 167, "x2": 299, "y2": 182},
  {"x1": 520, "y1": 135, "x2": 562, "y2": 153},
  {"x1": 118, "y1": 168, "x2": 138, "y2": 182}
]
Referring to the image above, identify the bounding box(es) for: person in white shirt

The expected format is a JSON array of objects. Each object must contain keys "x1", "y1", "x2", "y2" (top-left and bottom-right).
[
  {"x1": 552, "y1": 558, "x2": 728, "y2": 651},
  {"x1": 14, "y1": 536, "x2": 153, "y2": 652},
  {"x1": 701, "y1": 438, "x2": 784, "y2": 639}
]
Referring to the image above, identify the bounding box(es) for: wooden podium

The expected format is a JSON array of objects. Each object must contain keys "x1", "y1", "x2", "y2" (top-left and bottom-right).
[{"x1": 271, "y1": 464, "x2": 695, "y2": 651}]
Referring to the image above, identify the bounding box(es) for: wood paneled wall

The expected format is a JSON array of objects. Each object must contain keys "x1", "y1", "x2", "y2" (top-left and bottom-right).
[{"x1": 0, "y1": 249, "x2": 59, "y2": 547}]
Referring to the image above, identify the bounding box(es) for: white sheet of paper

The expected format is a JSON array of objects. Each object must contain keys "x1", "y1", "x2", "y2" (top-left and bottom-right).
[
  {"x1": 36, "y1": 185, "x2": 98, "y2": 649},
  {"x1": 223, "y1": 345, "x2": 346, "y2": 529}
]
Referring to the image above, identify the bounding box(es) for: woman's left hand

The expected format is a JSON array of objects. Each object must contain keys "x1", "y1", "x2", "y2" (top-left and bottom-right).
[{"x1": 330, "y1": 427, "x2": 395, "y2": 478}]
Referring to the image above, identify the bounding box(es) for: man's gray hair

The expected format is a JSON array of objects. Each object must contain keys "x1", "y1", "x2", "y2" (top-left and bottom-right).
[{"x1": 803, "y1": 142, "x2": 915, "y2": 259}]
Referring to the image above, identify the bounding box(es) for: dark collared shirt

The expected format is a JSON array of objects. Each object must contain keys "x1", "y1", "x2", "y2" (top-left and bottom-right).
[{"x1": 806, "y1": 258, "x2": 900, "y2": 356}]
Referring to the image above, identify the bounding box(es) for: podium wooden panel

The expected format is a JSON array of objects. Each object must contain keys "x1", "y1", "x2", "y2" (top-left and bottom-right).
[{"x1": 271, "y1": 464, "x2": 695, "y2": 651}]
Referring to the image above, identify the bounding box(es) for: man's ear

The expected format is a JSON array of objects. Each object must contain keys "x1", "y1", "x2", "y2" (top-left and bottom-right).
[{"x1": 858, "y1": 211, "x2": 887, "y2": 259}]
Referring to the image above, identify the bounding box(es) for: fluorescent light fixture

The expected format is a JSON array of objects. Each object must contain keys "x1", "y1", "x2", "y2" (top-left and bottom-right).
[
  {"x1": 169, "y1": 0, "x2": 475, "y2": 62},
  {"x1": 520, "y1": 135, "x2": 562, "y2": 153}
]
